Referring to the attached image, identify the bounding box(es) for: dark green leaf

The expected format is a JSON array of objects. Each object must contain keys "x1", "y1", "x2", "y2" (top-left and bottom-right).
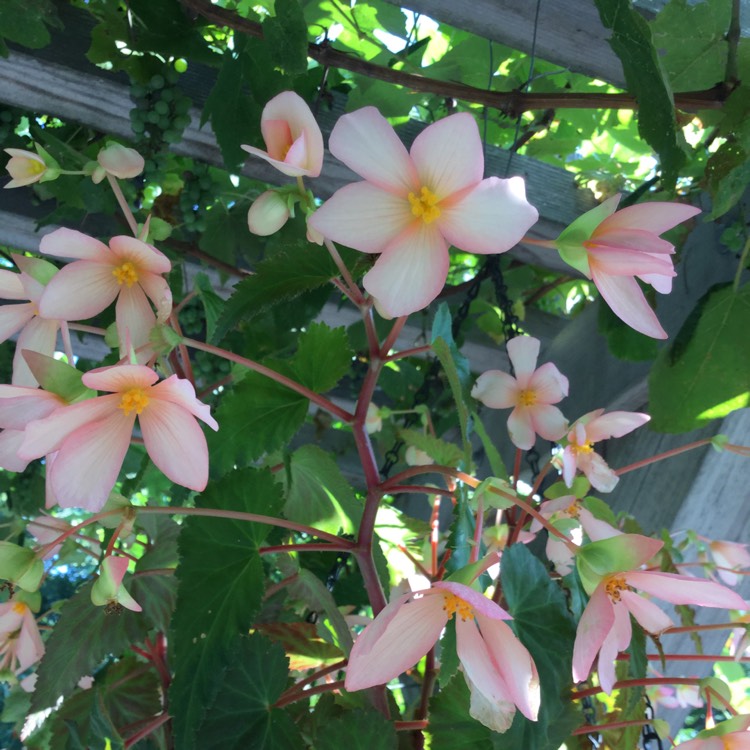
[
  {"x1": 649, "y1": 283, "x2": 750, "y2": 432},
  {"x1": 471, "y1": 411, "x2": 508, "y2": 481},
  {"x1": 294, "y1": 322, "x2": 353, "y2": 393},
  {"x1": 194, "y1": 272, "x2": 225, "y2": 343},
  {"x1": 594, "y1": 0, "x2": 686, "y2": 186},
  {"x1": 706, "y1": 141, "x2": 750, "y2": 219},
  {"x1": 0, "y1": 0, "x2": 59, "y2": 50},
  {"x1": 399, "y1": 428, "x2": 464, "y2": 467},
  {"x1": 598, "y1": 300, "x2": 658, "y2": 361},
  {"x1": 263, "y1": 0, "x2": 308, "y2": 75},
  {"x1": 194, "y1": 633, "x2": 303, "y2": 750},
  {"x1": 428, "y1": 675, "x2": 493, "y2": 750},
  {"x1": 209, "y1": 372, "x2": 309, "y2": 475},
  {"x1": 315, "y1": 708, "x2": 398, "y2": 750},
  {"x1": 170, "y1": 469, "x2": 284, "y2": 749}
]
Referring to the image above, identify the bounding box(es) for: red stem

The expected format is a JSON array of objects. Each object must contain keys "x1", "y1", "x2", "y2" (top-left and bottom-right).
[
  {"x1": 572, "y1": 676, "x2": 702, "y2": 700},
  {"x1": 259, "y1": 541, "x2": 354, "y2": 555},
  {"x1": 615, "y1": 439, "x2": 712, "y2": 476},
  {"x1": 384, "y1": 344, "x2": 432, "y2": 362},
  {"x1": 274, "y1": 679, "x2": 345, "y2": 708},
  {"x1": 572, "y1": 719, "x2": 652, "y2": 736},
  {"x1": 123, "y1": 713, "x2": 170, "y2": 748}
]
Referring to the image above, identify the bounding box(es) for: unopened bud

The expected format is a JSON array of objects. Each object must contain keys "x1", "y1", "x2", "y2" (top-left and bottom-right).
[{"x1": 247, "y1": 191, "x2": 290, "y2": 236}]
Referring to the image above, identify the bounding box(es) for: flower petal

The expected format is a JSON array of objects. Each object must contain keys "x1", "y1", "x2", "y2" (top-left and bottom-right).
[
  {"x1": 572, "y1": 584, "x2": 614, "y2": 683},
  {"x1": 345, "y1": 591, "x2": 447, "y2": 691},
  {"x1": 82, "y1": 364, "x2": 159, "y2": 393},
  {"x1": 438, "y1": 176, "x2": 538, "y2": 253},
  {"x1": 471, "y1": 370, "x2": 518, "y2": 409},
  {"x1": 139, "y1": 399, "x2": 210, "y2": 491},
  {"x1": 590, "y1": 228, "x2": 676, "y2": 254},
  {"x1": 590, "y1": 268, "x2": 667, "y2": 339},
  {"x1": 39, "y1": 262, "x2": 119, "y2": 321},
  {"x1": 625, "y1": 571, "x2": 749, "y2": 610},
  {"x1": 150, "y1": 375, "x2": 218, "y2": 430},
  {"x1": 329, "y1": 107, "x2": 417, "y2": 194},
  {"x1": 138, "y1": 272, "x2": 173, "y2": 322},
  {"x1": 586, "y1": 411, "x2": 650, "y2": 442},
  {"x1": 434, "y1": 581, "x2": 512, "y2": 621},
  {"x1": 587, "y1": 247, "x2": 676, "y2": 277},
  {"x1": 0, "y1": 303, "x2": 34, "y2": 343},
  {"x1": 0, "y1": 271, "x2": 26, "y2": 300},
  {"x1": 259, "y1": 118, "x2": 292, "y2": 161},
  {"x1": 49, "y1": 411, "x2": 134, "y2": 510},
  {"x1": 411, "y1": 113, "x2": 483, "y2": 198},
  {"x1": 507, "y1": 407, "x2": 536, "y2": 450},
  {"x1": 109, "y1": 236, "x2": 171, "y2": 274},
  {"x1": 15, "y1": 609, "x2": 44, "y2": 671},
  {"x1": 363, "y1": 224, "x2": 449, "y2": 317},
  {"x1": 39, "y1": 228, "x2": 112, "y2": 261},
  {"x1": 115, "y1": 284, "x2": 156, "y2": 351},
  {"x1": 528, "y1": 362, "x2": 569, "y2": 403},
  {"x1": 597, "y1": 600, "x2": 632, "y2": 693},
  {"x1": 579, "y1": 452, "x2": 619, "y2": 493},
  {"x1": 599, "y1": 202, "x2": 701, "y2": 235},
  {"x1": 0, "y1": 430, "x2": 31, "y2": 472},
  {"x1": 13, "y1": 316, "x2": 59, "y2": 387},
  {"x1": 529, "y1": 404, "x2": 568, "y2": 442},
  {"x1": 620, "y1": 590, "x2": 673, "y2": 634},
  {"x1": 507, "y1": 336, "x2": 540, "y2": 379},
  {"x1": 308, "y1": 182, "x2": 414, "y2": 253}
]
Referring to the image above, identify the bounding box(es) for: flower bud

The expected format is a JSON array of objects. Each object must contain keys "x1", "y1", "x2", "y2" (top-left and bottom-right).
[
  {"x1": 3, "y1": 149, "x2": 48, "y2": 189},
  {"x1": 247, "y1": 191, "x2": 291, "y2": 236},
  {"x1": 93, "y1": 143, "x2": 145, "y2": 183},
  {"x1": 91, "y1": 556, "x2": 142, "y2": 613}
]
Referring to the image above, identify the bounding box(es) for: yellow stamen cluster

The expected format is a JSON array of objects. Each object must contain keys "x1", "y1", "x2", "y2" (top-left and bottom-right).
[
  {"x1": 12, "y1": 602, "x2": 27, "y2": 615},
  {"x1": 408, "y1": 186, "x2": 441, "y2": 224},
  {"x1": 118, "y1": 388, "x2": 150, "y2": 416},
  {"x1": 27, "y1": 160, "x2": 46, "y2": 176},
  {"x1": 518, "y1": 389, "x2": 538, "y2": 407},
  {"x1": 442, "y1": 593, "x2": 474, "y2": 622},
  {"x1": 112, "y1": 261, "x2": 139, "y2": 287},
  {"x1": 565, "y1": 501, "x2": 580, "y2": 518},
  {"x1": 605, "y1": 575, "x2": 629, "y2": 603},
  {"x1": 571, "y1": 441, "x2": 594, "y2": 455}
]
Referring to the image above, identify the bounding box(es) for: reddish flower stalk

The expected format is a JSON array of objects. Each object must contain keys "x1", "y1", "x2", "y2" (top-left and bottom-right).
[{"x1": 615, "y1": 439, "x2": 713, "y2": 476}]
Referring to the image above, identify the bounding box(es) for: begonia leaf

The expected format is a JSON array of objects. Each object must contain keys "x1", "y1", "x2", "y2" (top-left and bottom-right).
[
  {"x1": 314, "y1": 708, "x2": 398, "y2": 750},
  {"x1": 293, "y1": 322, "x2": 353, "y2": 393},
  {"x1": 263, "y1": 0, "x2": 308, "y2": 76}
]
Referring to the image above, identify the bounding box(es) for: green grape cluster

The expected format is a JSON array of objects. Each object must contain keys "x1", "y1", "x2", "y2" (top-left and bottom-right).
[
  {"x1": 179, "y1": 298, "x2": 231, "y2": 384},
  {"x1": 178, "y1": 161, "x2": 217, "y2": 234},
  {"x1": 129, "y1": 67, "x2": 192, "y2": 181}
]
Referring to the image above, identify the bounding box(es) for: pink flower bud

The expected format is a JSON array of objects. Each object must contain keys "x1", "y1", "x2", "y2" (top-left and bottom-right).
[
  {"x1": 247, "y1": 191, "x2": 290, "y2": 236},
  {"x1": 94, "y1": 143, "x2": 145, "y2": 183},
  {"x1": 3, "y1": 149, "x2": 48, "y2": 189}
]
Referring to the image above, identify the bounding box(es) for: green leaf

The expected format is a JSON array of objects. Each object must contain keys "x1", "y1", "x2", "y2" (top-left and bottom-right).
[
  {"x1": 471, "y1": 411, "x2": 508, "y2": 480},
  {"x1": 650, "y1": 0, "x2": 730, "y2": 92},
  {"x1": 597, "y1": 301, "x2": 658, "y2": 361},
  {"x1": 594, "y1": 0, "x2": 686, "y2": 186},
  {"x1": 444, "y1": 486, "x2": 475, "y2": 575},
  {"x1": 283, "y1": 444, "x2": 362, "y2": 535},
  {"x1": 263, "y1": 0, "x2": 308, "y2": 76},
  {"x1": 170, "y1": 469, "x2": 284, "y2": 750},
  {"x1": 431, "y1": 303, "x2": 472, "y2": 464},
  {"x1": 399, "y1": 428, "x2": 464, "y2": 467},
  {"x1": 212, "y1": 240, "x2": 341, "y2": 343},
  {"x1": 0, "y1": 0, "x2": 59, "y2": 50},
  {"x1": 428, "y1": 675, "x2": 493, "y2": 749},
  {"x1": 495, "y1": 544, "x2": 581, "y2": 750},
  {"x1": 314, "y1": 708, "x2": 398, "y2": 750},
  {"x1": 194, "y1": 633, "x2": 303, "y2": 749},
  {"x1": 293, "y1": 322, "x2": 353, "y2": 393},
  {"x1": 706, "y1": 141, "x2": 750, "y2": 219},
  {"x1": 194, "y1": 272, "x2": 225, "y2": 342},
  {"x1": 649, "y1": 283, "x2": 750, "y2": 432},
  {"x1": 209, "y1": 372, "x2": 309, "y2": 475}
]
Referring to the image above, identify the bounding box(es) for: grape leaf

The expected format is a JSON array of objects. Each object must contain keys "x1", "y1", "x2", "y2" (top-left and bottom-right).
[
  {"x1": 263, "y1": 0, "x2": 308, "y2": 76},
  {"x1": 293, "y1": 322, "x2": 353, "y2": 393}
]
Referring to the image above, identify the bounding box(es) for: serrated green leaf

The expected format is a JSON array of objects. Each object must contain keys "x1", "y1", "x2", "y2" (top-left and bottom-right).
[
  {"x1": 444, "y1": 486, "x2": 475, "y2": 575},
  {"x1": 706, "y1": 141, "x2": 750, "y2": 219},
  {"x1": 399, "y1": 428, "x2": 464, "y2": 467},
  {"x1": 315, "y1": 708, "x2": 398, "y2": 750},
  {"x1": 283, "y1": 444, "x2": 362, "y2": 534},
  {"x1": 263, "y1": 0, "x2": 308, "y2": 76},
  {"x1": 428, "y1": 675, "x2": 493, "y2": 749},
  {"x1": 471, "y1": 411, "x2": 508, "y2": 480},
  {"x1": 170, "y1": 469, "x2": 284, "y2": 750},
  {"x1": 0, "y1": 0, "x2": 59, "y2": 50},
  {"x1": 495, "y1": 544, "x2": 580, "y2": 750},
  {"x1": 194, "y1": 633, "x2": 303, "y2": 750},
  {"x1": 649, "y1": 283, "x2": 750, "y2": 432},
  {"x1": 212, "y1": 241, "x2": 340, "y2": 343},
  {"x1": 209, "y1": 372, "x2": 308, "y2": 475},
  {"x1": 293, "y1": 322, "x2": 353, "y2": 393},
  {"x1": 594, "y1": 0, "x2": 686, "y2": 186},
  {"x1": 194, "y1": 272, "x2": 225, "y2": 342}
]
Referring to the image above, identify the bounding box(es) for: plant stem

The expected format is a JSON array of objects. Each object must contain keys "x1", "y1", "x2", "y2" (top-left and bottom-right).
[
  {"x1": 572, "y1": 719, "x2": 652, "y2": 736},
  {"x1": 384, "y1": 344, "x2": 433, "y2": 363},
  {"x1": 274, "y1": 679, "x2": 345, "y2": 709},
  {"x1": 60, "y1": 321, "x2": 75, "y2": 364},
  {"x1": 123, "y1": 713, "x2": 170, "y2": 748},
  {"x1": 325, "y1": 239, "x2": 364, "y2": 305},
  {"x1": 107, "y1": 174, "x2": 139, "y2": 237},
  {"x1": 572, "y1": 676, "x2": 701, "y2": 700},
  {"x1": 663, "y1": 621, "x2": 747, "y2": 634},
  {"x1": 259, "y1": 541, "x2": 354, "y2": 555},
  {"x1": 615, "y1": 439, "x2": 712, "y2": 476},
  {"x1": 380, "y1": 485, "x2": 455, "y2": 499},
  {"x1": 182, "y1": 336, "x2": 355, "y2": 423}
]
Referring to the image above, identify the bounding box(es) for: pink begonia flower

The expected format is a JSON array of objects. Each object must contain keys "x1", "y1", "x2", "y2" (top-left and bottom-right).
[
  {"x1": 3, "y1": 148, "x2": 48, "y2": 188},
  {"x1": 91, "y1": 143, "x2": 145, "y2": 184},
  {"x1": 0, "y1": 255, "x2": 61, "y2": 387},
  {"x1": 554, "y1": 194, "x2": 700, "y2": 338},
  {"x1": 308, "y1": 108, "x2": 539, "y2": 317},
  {"x1": 242, "y1": 91, "x2": 324, "y2": 178},
  {"x1": 559, "y1": 408, "x2": 650, "y2": 493},
  {"x1": 19, "y1": 364, "x2": 218, "y2": 511},
  {"x1": 345, "y1": 580, "x2": 539, "y2": 733},
  {"x1": 0, "y1": 599, "x2": 44, "y2": 673},
  {"x1": 26, "y1": 515, "x2": 72, "y2": 559},
  {"x1": 471, "y1": 336, "x2": 568, "y2": 450},
  {"x1": 573, "y1": 536, "x2": 748, "y2": 694},
  {"x1": 531, "y1": 496, "x2": 620, "y2": 576},
  {"x1": 0, "y1": 384, "x2": 65, "y2": 471},
  {"x1": 91, "y1": 556, "x2": 142, "y2": 612},
  {"x1": 706, "y1": 539, "x2": 750, "y2": 587},
  {"x1": 676, "y1": 715, "x2": 750, "y2": 750},
  {"x1": 37, "y1": 228, "x2": 172, "y2": 352},
  {"x1": 247, "y1": 190, "x2": 291, "y2": 236},
  {"x1": 648, "y1": 682, "x2": 702, "y2": 710}
]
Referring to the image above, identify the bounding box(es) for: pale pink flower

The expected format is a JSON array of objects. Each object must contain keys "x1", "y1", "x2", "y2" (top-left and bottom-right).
[
  {"x1": 0, "y1": 255, "x2": 61, "y2": 386},
  {"x1": 247, "y1": 190, "x2": 290, "y2": 236},
  {"x1": 559, "y1": 409, "x2": 650, "y2": 492},
  {"x1": 472, "y1": 336, "x2": 568, "y2": 450},
  {"x1": 648, "y1": 682, "x2": 702, "y2": 710},
  {"x1": 707, "y1": 539, "x2": 750, "y2": 587},
  {"x1": 573, "y1": 536, "x2": 748, "y2": 694},
  {"x1": 91, "y1": 556, "x2": 141, "y2": 613},
  {"x1": 345, "y1": 580, "x2": 539, "y2": 733},
  {"x1": 91, "y1": 143, "x2": 145, "y2": 184},
  {"x1": 38, "y1": 228, "x2": 172, "y2": 352},
  {"x1": 241, "y1": 91, "x2": 324, "y2": 178},
  {"x1": 0, "y1": 599, "x2": 44, "y2": 673},
  {"x1": 365, "y1": 403, "x2": 383, "y2": 435},
  {"x1": 676, "y1": 717, "x2": 750, "y2": 749},
  {"x1": 308, "y1": 108, "x2": 539, "y2": 317},
  {"x1": 19, "y1": 364, "x2": 218, "y2": 511},
  {"x1": 3, "y1": 148, "x2": 48, "y2": 188},
  {"x1": 554, "y1": 195, "x2": 700, "y2": 338},
  {"x1": 26, "y1": 515, "x2": 71, "y2": 559}
]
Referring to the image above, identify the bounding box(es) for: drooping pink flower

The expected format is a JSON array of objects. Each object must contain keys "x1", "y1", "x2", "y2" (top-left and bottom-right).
[
  {"x1": 471, "y1": 336, "x2": 568, "y2": 450},
  {"x1": 3, "y1": 148, "x2": 48, "y2": 188},
  {"x1": 573, "y1": 535, "x2": 748, "y2": 694},
  {"x1": 706, "y1": 539, "x2": 750, "y2": 587},
  {"x1": 0, "y1": 255, "x2": 61, "y2": 387},
  {"x1": 308, "y1": 108, "x2": 539, "y2": 317},
  {"x1": 345, "y1": 580, "x2": 539, "y2": 733},
  {"x1": 554, "y1": 195, "x2": 700, "y2": 338},
  {"x1": 242, "y1": 91, "x2": 324, "y2": 178},
  {"x1": 26, "y1": 515, "x2": 72, "y2": 559},
  {"x1": 91, "y1": 143, "x2": 145, "y2": 184},
  {"x1": 675, "y1": 715, "x2": 750, "y2": 749},
  {"x1": 559, "y1": 409, "x2": 649, "y2": 492},
  {"x1": 19, "y1": 364, "x2": 218, "y2": 511},
  {"x1": 91, "y1": 556, "x2": 142, "y2": 613},
  {"x1": 38, "y1": 228, "x2": 172, "y2": 352},
  {"x1": 0, "y1": 599, "x2": 45, "y2": 673}
]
